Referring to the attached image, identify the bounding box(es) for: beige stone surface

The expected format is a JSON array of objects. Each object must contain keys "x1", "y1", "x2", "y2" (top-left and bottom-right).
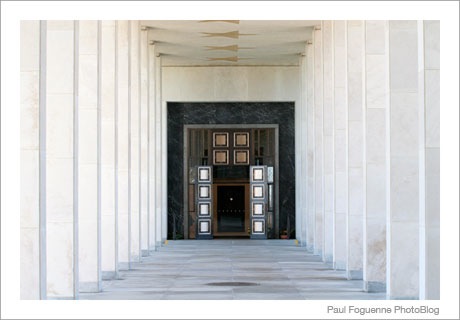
[
  {"x1": 20, "y1": 20, "x2": 41, "y2": 300},
  {"x1": 47, "y1": 222, "x2": 74, "y2": 297},
  {"x1": 388, "y1": 221, "x2": 419, "y2": 298},
  {"x1": 364, "y1": 219, "x2": 386, "y2": 282},
  {"x1": 365, "y1": 21, "x2": 386, "y2": 55}
]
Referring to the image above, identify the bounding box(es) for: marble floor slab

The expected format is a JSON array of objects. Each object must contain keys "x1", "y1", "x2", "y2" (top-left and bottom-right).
[{"x1": 79, "y1": 240, "x2": 386, "y2": 300}]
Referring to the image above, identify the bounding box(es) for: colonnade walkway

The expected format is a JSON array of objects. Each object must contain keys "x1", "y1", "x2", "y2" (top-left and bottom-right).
[{"x1": 80, "y1": 240, "x2": 386, "y2": 300}]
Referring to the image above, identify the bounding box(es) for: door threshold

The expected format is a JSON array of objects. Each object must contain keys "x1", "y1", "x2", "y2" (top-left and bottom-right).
[{"x1": 213, "y1": 235, "x2": 250, "y2": 239}]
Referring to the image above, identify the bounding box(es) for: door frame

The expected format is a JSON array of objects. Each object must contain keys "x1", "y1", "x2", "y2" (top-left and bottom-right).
[{"x1": 183, "y1": 124, "x2": 279, "y2": 239}]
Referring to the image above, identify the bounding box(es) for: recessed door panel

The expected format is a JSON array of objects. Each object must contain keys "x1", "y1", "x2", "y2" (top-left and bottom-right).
[
  {"x1": 196, "y1": 166, "x2": 213, "y2": 239},
  {"x1": 250, "y1": 166, "x2": 267, "y2": 239},
  {"x1": 217, "y1": 186, "x2": 246, "y2": 233}
]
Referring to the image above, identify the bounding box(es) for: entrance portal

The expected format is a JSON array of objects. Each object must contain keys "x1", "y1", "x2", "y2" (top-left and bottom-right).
[
  {"x1": 168, "y1": 102, "x2": 296, "y2": 241},
  {"x1": 187, "y1": 125, "x2": 278, "y2": 240}
]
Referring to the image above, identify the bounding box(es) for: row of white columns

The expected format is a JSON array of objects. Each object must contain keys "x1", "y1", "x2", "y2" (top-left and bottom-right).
[
  {"x1": 298, "y1": 20, "x2": 440, "y2": 299},
  {"x1": 20, "y1": 20, "x2": 165, "y2": 299},
  {"x1": 20, "y1": 19, "x2": 440, "y2": 300}
]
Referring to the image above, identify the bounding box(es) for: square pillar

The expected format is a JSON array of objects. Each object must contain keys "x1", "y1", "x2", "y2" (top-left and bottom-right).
[
  {"x1": 387, "y1": 20, "x2": 420, "y2": 299},
  {"x1": 116, "y1": 20, "x2": 130, "y2": 270},
  {"x1": 313, "y1": 26, "x2": 324, "y2": 256},
  {"x1": 100, "y1": 20, "x2": 117, "y2": 278},
  {"x1": 322, "y1": 20, "x2": 334, "y2": 263},
  {"x1": 306, "y1": 40, "x2": 315, "y2": 252},
  {"x1": 20, "y1": 20, "x2": 43, "y2": 299},
  {"x1": 159, "y1": 54, "x2": 168, "y2": 244},
  {"x1": 418, "y1": 20, "x2": 440, "y2": 299},
  {"x1": 149, "y1": 41, "x2": 158, "y2": 249},
  {"x1": 333, "y1": 20, "x2": 348, "y2": 270},
  {"x1": 363, "y1": 20, "x2": 388, "y2": 292},
  {"x1": 129, "y1": 20, "x2": 141, "y2": 262},
  {"x1": 296, "y1": 49, "x2": 308, "y2": 246},
  {"x1": 139, "y1": 27, "x2": 149, "y2": 256},
  {"x1": 346, "y1": 20, "x2": 364, "y2": 280},
  {"x1": 45, "y1": 20, "x2": 78, "y2": 298},
  {"x1": 78, "y1": 20, "x2": 101, "y2": 292},
  {"x1": 155, "y1": 52, "x2": 166, "y2": 245}
]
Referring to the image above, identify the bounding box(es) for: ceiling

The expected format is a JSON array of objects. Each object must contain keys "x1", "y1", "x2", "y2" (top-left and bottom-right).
[{"x1": 140, "y1": 20, "x2": 319, "y2": 66}]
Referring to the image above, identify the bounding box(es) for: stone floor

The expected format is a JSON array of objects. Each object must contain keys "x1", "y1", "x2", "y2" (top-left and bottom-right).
[{"x1": 79, "y1": 240, "x2": 386, "y2": 300}]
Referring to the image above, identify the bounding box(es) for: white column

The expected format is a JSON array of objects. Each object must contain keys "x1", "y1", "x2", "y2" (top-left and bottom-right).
[
  {"x1": 294, "y1": 54, "x2": 302, "y2": 242},
  {"x1": 78, "y1": 20, "x2": 101, "y2": 292},
  {"x1": 418, "y1": 20, "x2": 440, "y2": 299},
  {"x1": 116, "y1": 20, "x2": 130, "y2": 270},
  {"x1": 46, "y1": 21, "x2": 77, "y2": 298},
  {"x1": 313, "y1": 26, "x2": 324, "y2": 256},
  {"x1": 363, "y1": 20, "x2": 388, "y2": 292},
  {"x1": 149, "y1": 41, "x2": 158, "y2": 250},
  {"x1": 296, "y1": 51, "x2": 307, "y2": 246},
  {"x1": 322, "y1": 20, "x2": 334, "y2": 263},
  {"x1": 159, "y1": 55, "x2": 167, "y2": 244},
  {"x1": 100, "y1": 20, "x2": 117, "y2": 278},
  {"x1": 306, "y1": 40, "x2": 315, "y2": 252},
  {"x1": 139, "y1": 27, "x2": 149, "y2": 256},
  {"x1": 387, "y1": 20, "x2": 420, "y2": 299},
  {"x1": 333, "y1": 20, "x2": 348, "y2": 270},
  {"x1": 346, "y1": 20, "x2": 364, "y2": 280},
  {"x1": 155, "y1": 53, "x2": 165, "y2": 246},
  {"x1": 129, "y1": 20, "x2": 141, "y2": 262},
  {"x1": 20, "y1": 20, "x2": 43, "y2": 299},
  {"x1": 301, "y1": 50, "x2": 308, "y2": 247}
]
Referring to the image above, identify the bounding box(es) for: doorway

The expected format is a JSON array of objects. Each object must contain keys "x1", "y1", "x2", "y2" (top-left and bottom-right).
[
  {"x1": 214, "y1": 184, "x2": 249, "y2": 236},
  {"x1": 182, "y1": 124, "x2": 281, "y2": 239}
]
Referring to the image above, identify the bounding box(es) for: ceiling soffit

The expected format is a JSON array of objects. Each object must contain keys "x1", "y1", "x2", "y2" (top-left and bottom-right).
[{"x1": 141, "y1": 20, "x2": 318, "y2": 66}]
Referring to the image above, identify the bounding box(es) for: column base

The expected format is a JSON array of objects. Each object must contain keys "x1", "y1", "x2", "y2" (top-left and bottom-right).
[
  {"x1": 365, "y1": 281, "x2": 386, "y2": 293},
  {"x1": 79, "y1": 281, "x2": 101, "y2": 293},
  {"x1": 334, "y1": 261, "x2": 346, "y2": 270},
  {"x1": 141, "y1": 249, "x2": 149, "y2": 257},
  {"x1": 387, "y1": 295, "x2": 419, "y2": 300},
  {"x1": 118, "y1": 262, "x2": 130, "y2": 271},
  {"x1": 47, "y1": 296, "x2": 75, "y2": 300},
  {"x1": 324, "y1": 254, "x2": 333, "y2": 264},
  {"x1": 347, "y1": 269, "x2": 363, "y2": 280},
  {"x1": 298, "y1": 240, "x2": 307, "y2": 247},
  {"x1": 314, "y1": 248, "x2": 322, "y2": 256},
  {"x1": 101, "y1": 271, "x2": 116, "y2": 280}
]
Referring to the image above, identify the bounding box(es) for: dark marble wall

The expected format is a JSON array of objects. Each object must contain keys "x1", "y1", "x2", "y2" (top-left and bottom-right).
[{"x1": 167, "y1": 102, "x2": 295, "y2": 239}]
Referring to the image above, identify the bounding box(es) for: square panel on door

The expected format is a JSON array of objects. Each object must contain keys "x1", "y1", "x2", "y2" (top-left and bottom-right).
[
  {"x1": 251, "y1": 184, "x2": 265, "y2": 200},
  {"x1": 198, "y1": 219, "x2": 211, "y2": 234},
  {"x1": 252, "y1": 219, "x2": 265, "y2": 234},
  {"x1": 198, "y1": 202, "x2": 211, "y2": 216},
  {"x1": 198, "y1": 185, "x2": 211, "y2": 199},
  {"x1": 252, "y1": 202, "x2": 265, "y2": 216},
  {"x1": 198, "y1": 167, "x2": 211, "y2": 182}
]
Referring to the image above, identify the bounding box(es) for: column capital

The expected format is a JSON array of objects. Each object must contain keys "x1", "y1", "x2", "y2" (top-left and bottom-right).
[{"x1": 140, "y1": 25, "x2": 153, "y2": 31}]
